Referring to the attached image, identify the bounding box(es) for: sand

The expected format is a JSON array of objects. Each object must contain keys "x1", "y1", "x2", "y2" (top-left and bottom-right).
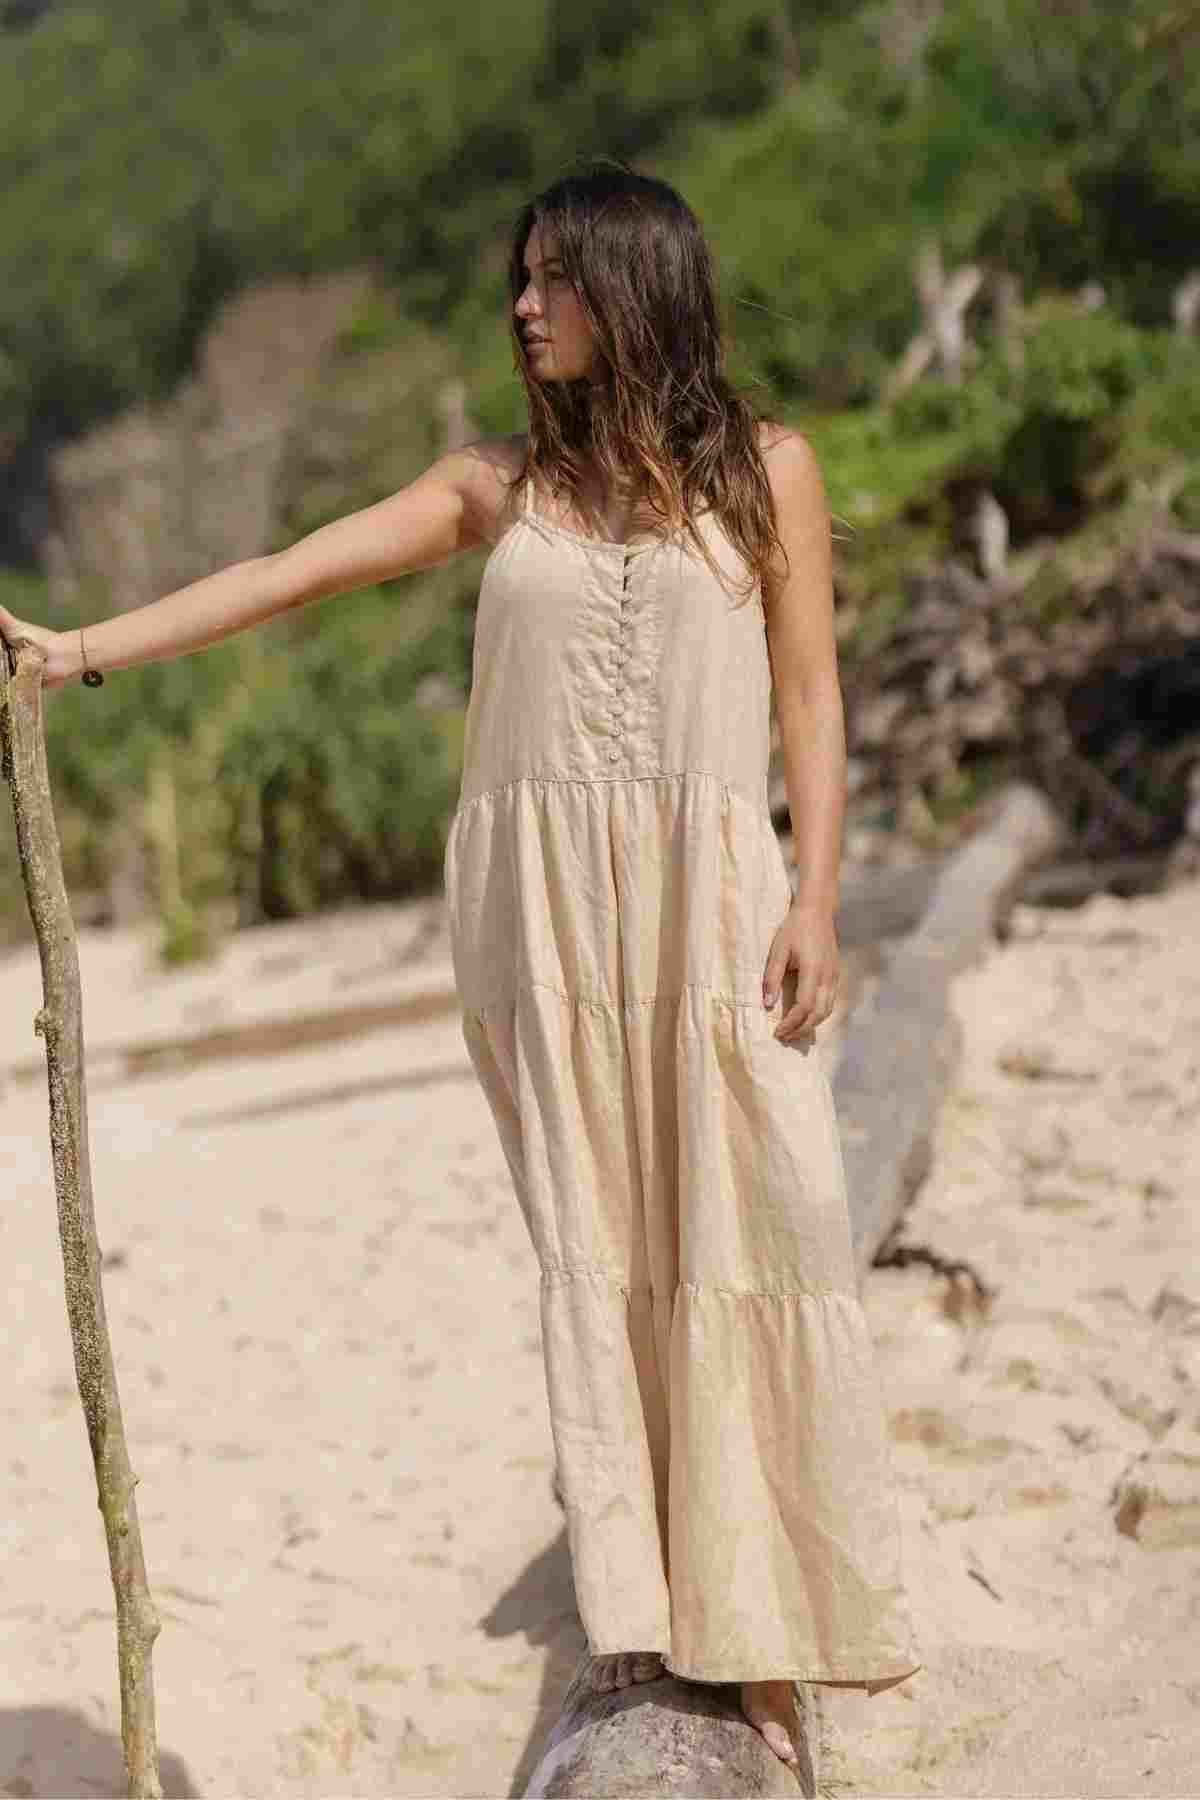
[{"x1": 1, "y1": 877, "x2": 1197, "y2": 1798}]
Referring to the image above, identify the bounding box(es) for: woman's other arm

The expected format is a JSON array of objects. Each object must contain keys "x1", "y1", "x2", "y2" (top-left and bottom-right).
[
  {"x1": 760, "y1": 426, "x2": 845, "y2": 916},
  {"x1": 0, "y1": 441, "x2": 502, "y2": 688}
]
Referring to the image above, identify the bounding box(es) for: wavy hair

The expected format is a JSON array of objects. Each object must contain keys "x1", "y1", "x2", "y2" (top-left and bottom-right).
[{"x1": 506, "y1": 158, "x2": 788, "y2": 608}]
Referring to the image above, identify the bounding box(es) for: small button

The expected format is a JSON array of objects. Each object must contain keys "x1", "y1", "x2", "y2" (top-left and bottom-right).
[{"x1": 607, "y1": 748, "x2": 620, "y2": 762}]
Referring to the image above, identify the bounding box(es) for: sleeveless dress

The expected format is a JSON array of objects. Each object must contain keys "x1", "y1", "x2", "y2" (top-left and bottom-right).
[{"x1": 442, "y1": 469, "x2": 922, "y2": 1690}]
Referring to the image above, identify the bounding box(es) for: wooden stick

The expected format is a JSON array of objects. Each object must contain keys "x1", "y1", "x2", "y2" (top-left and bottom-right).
[{"x1": 1, "y1": 637, "x2": 163, "y2": 1800}]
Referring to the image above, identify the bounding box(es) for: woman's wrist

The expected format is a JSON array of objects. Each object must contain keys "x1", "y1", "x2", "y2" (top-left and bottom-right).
[
  {"x1": 788, "y1": 889, "x2": 837, "y2": 919},
  {"x1": 50, "y1": 628, "x2": 87, "y2": 687}
]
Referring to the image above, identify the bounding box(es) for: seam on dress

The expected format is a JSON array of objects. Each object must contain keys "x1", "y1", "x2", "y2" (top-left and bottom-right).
[
  {"x1": 470, "y1": 976, "x2": 786, "y2": 1021},
  {"x1": 663, "y1": 1657, "x2": 924, "y2": 1687},
  {"x1": 539, "y1": 1265, "x2": 653, "y2": 1292},
  {"x1": 518, "y1": 510, "x2": 665, "y2": 555},
  {"x1": 538, "y1": 1265, "x2": 851, "y2": 1302},
  {"x1": 450, "y1": 768, "x2": 773, "y2": 827},
  {"x1": 513, "y1": 509, "x2": 765, "y2": 609}
]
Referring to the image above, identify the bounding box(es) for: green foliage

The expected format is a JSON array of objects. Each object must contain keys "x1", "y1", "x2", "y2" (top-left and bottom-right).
[
  {"x1": 3, "y1": 0, "x2": 1198, "y2": 459},
  {"x1": 0, "y1": 566, "x2": 477, "y2": 959},
  {"x1": 807, "y1": 303, "x2": 1200, "y2": 550},
  {"x1": 3, "y1": 0, "x2": 1200, "y2": 956}
]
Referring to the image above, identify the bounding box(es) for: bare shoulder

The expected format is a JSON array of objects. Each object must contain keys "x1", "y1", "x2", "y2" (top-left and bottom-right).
[
  {"x1": 755, "y1": 419, "x2": 825, "y2": 505},
  {"x1": 754, "y1": 420, "x2": 829, "y2": 589},
  {"x1": 444, "y1": 432, "x2": 528, "y2": 549}
]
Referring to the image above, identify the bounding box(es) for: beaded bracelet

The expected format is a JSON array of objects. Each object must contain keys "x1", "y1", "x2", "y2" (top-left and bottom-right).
[{"x1": 80, "y1": 626, "x2": 104, "y2": 687}]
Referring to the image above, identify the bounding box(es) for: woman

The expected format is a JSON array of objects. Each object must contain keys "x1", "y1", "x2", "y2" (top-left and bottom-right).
[{"x1": 1, "y1": 159, "x2": 920, "y2": 1766}]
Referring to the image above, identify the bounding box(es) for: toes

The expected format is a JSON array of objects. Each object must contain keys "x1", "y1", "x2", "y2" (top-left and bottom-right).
[
  {"x1": 759, "y1": 1720, "x2": 797, "y2": 1763},
  {"x1": 592, "y1": 1651, "x2": 664, "y2": 1693},
  {"x1": 740, "y1": 1682, "x2": 799, "y2": 1766}
]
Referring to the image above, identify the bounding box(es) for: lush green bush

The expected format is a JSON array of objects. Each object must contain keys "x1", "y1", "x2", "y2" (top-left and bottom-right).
[
  {"x1": 3, "y1": 0, "x2": 1198, "y2": 474},
  {"x1": 804, "y1": 302, "x2": 1200, "y2": 566},
  {"x1": 4, "y1": 0, "x2": 1199, "y2": 957},
  {"x1": 1, "y1": 560, "x2": 479, "y2": 961}
]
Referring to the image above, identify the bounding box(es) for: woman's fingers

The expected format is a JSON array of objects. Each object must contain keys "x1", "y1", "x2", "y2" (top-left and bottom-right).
[
  {"x1": 775, "y1": 981, "x2": 837, "y2": 1039},
  {"x1": 764, "y1": 910, "x2": 841, "y2": 1040},
  {"x1": 0, "y1": 609, "x2": 62, "y2": 684},
  {"x1": 0, "y1": 607, "x2": 40, "y2": 651}
]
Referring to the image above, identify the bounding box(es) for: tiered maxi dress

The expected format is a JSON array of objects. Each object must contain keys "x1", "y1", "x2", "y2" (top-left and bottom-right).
[{"x1": 442, "y1": 471, "x2": 922, "y2": 1691}]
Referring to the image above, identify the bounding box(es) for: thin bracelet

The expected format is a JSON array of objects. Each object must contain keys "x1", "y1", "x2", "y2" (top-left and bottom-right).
[{"x1": 80, "y1": 626, "x2": 104, "y2": 687}]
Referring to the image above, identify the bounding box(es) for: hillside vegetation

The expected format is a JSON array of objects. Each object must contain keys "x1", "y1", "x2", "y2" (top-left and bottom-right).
[{"x1": 2, "y1": 0, "x2": 1198, "y2": 958}]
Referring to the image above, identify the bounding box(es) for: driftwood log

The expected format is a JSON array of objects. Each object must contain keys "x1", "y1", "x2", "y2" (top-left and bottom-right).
[
  {"x1": 523, "y1": 1658, "x2": 819, "y2": 1798},
  {"x1": 0, "y1": 637, "x2": 164, "y2": 1799},
  {"x1": 521, "y1": 780, "x2": 1058, "y2": 1796},
  {"x1": 836, "y1": 780, "x2": 1059, "y2": 1267}
]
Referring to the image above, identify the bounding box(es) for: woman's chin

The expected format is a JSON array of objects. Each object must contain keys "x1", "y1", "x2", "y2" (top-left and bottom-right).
[{"x1": 527, "y1": 350, "x2": 593, "y2": 383}]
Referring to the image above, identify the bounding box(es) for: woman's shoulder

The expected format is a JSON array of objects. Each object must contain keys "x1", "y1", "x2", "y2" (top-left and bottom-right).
[
  {"x1": 754, "y1": 420, "x2": 825, "y2": 524},
  {"x1": 451, "y1": 432, "x2": 528, "y2": 547},
  {"x1": 755, "y1": 418, "x2": 817, "y2": 464}
]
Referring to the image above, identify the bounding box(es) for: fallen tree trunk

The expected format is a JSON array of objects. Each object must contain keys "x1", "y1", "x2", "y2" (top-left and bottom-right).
[
  {"x1": 523, "y1": 1654, "x2": 819, "y2": 1798},
  {"x1": 1, "y1": 637, "x2": 164, "y2": 1799},
  {"x1": 835, "y1": 780, "x2": 1060, "y2": 1267}
]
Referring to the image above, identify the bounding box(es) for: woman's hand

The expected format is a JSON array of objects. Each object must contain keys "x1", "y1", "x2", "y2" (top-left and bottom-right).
[
  {"x1": 762, "y1": 898, "x2": 840, "y2": 1041},
  {"x1": 0, "y1": 604, "x2": 78, "y2": 689}
]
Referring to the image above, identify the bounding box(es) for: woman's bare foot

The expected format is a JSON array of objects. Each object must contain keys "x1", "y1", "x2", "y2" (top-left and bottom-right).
[
  {"x1": 591, "y1": 1651, "x2": 665, "y2": 1693},
  {"x1": 739, "y1": 1678, "x2": 799, "y2": 1764}
]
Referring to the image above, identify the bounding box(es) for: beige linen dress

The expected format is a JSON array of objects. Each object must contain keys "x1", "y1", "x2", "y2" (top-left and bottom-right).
[{"x1": 443, "y1": 470, "x2": 922, "y2": 1689}]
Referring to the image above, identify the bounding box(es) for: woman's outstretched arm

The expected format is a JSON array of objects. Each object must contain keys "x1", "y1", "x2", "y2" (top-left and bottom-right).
[{"x1": 0, "y1": 441, "x2": 500, "y2": 688}]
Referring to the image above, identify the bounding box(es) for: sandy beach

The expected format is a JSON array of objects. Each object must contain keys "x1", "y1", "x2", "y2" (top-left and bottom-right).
[{"x1": 2, "y1": 875, "x2": 1198, "y2": 1798}]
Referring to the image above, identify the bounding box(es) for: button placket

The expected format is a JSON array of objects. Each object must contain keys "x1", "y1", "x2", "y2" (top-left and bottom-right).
[{"x1": 606, "y1": 545, "x2": 634, "y2": 764}]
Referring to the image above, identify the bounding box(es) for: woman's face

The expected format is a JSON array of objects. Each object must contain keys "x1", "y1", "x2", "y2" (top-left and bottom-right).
[{"x1": 514, "y1": 222, "x2": 599, "y2": 383}]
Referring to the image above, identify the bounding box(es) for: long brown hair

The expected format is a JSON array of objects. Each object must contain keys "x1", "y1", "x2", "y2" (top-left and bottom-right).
[{"x1": 506, "y1": 157, "x2": 788, "y2": 608}]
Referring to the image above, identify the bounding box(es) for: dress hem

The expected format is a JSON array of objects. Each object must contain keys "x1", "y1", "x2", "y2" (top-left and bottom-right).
[
  {"x1": 586, "y1": 1648, "x2": 924, "y2": 1691},
  {"x1": 666, "y1": 1663, "x2": 923, "y2": 1692}
]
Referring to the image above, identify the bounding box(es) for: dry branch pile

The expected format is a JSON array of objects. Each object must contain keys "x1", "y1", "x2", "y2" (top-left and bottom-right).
[{"x1": 778, "y1": 525, "x2": 1200, "y2": 860}]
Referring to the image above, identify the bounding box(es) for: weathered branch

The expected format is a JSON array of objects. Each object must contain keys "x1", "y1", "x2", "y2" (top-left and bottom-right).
[
  {"x1": 882, "y1": 237, "x2": 983, "y2": 400},
  {"x1": 836, "y1": 529, "x2": 1200, "y2": 860},
  {"x1": 0, "y1": 638, "x2": 163, "y2": 1800}
]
